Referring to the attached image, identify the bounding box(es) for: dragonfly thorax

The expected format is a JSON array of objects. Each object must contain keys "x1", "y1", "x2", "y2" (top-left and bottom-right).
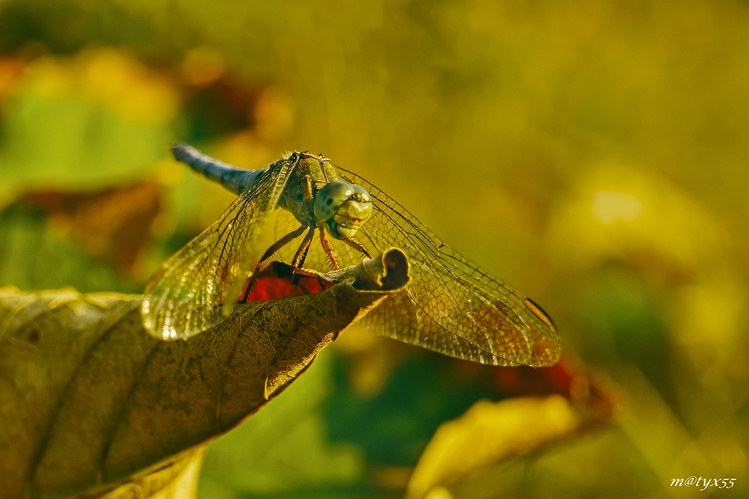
[{"x1": 313, "y1": 179, "x2": 373, "y2": 239}]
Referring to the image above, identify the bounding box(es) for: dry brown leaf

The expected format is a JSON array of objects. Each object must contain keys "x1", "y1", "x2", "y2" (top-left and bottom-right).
[{"x1": 0, "y1": 249, "x2": 409, "y2": 499}]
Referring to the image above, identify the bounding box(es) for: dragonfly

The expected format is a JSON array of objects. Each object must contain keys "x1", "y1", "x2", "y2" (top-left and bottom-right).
[{"x1": 141, "y1": 143, "x2": 561, "y2": 367}]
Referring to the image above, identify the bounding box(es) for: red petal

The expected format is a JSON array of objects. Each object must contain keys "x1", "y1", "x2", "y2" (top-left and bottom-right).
[{"x1": 242, "y1": 261, "x2": 336, "y2": 302}]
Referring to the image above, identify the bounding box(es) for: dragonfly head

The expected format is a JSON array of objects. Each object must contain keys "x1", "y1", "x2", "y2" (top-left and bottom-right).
[{"x1": 313, "y1": 180, "x2": 372, "y2": 239}]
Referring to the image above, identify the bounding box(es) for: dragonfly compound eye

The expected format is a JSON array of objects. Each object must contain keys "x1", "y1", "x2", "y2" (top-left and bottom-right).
[{"x1": 314, "y1": 180, "x2": 373, "y2": 239}]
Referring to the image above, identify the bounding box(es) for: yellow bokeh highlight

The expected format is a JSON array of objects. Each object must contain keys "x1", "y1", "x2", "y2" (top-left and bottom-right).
[
  {"x1": 213, "y1": 129, "x2": 274, "y2": 171},
  {"x1": 546, "y1": 164, "x2": 725, "y2": 270},
  {"x1": 181, "y1": 47, "x2": 225, "y2": 87},
  {"x1": 77, "y1": 47, "x2": 179, "y2": 126},
  {"x1": 19, "y1": 47, "x2": 180, "y2": 126},
  {"x1": 672, "y1": 272, "x2": 746, "y2": 365},
  {"x1": 424, "y1": 486, "x2": 454, "y2": 499},
  {"x1": 591, "y1": 190, "x2": 643, "y2": 224}
]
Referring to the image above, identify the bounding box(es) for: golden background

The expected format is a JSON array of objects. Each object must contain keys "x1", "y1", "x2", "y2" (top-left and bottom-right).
[{"x1": 0, "y1": 1, "x2": 747, "y2": 497}]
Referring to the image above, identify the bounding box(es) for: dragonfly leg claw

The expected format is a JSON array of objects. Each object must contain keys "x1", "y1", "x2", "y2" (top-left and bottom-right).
[{"x1": 318, "y1": 229, "x2": 341, "y2": 270}]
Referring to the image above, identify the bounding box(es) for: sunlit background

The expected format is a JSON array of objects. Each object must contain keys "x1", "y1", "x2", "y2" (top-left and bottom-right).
[{"x1": 1, "y1": 1, "x2": 748, "y2": 498}]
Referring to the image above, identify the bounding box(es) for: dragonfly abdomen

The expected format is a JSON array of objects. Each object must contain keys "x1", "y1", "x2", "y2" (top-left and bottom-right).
[{"x1": 171, "y1": 143, "x2": 264, "y2": 195}]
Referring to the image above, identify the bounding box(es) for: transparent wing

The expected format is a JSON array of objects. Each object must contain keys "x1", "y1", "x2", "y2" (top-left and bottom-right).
[
  {"x1": 141, "y1": 159, "x2": 294, "y2": 340},
  {"x1": 336, "y1": 167, "x2": 561, "y2": 367}
]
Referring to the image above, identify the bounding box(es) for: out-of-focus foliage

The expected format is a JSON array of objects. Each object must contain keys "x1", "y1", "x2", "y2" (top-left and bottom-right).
[{"x1": 0, "y1": 0, "x2": 747, "y2": 497}]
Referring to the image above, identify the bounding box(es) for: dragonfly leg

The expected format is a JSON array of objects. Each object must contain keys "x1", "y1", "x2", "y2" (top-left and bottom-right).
[
  {"x1": 241, "y1": 223, "x2": 309, "y2": 301},
  {"x1": 292, "y1": 226, "x2": 316, "y2": 269},
  {"x1": 291, "y1": 227, "x2": 316, "y2": 284},
  {"x1": 290, "y1": 266, "x2": 325, "y2": 278},
  {"x1": 319, "y1": 229, "x2": 341, "y2": 270},
  {"x1": 259, "y1": 223, "x2": 308, "y2": 264},
  {"x1": 341, "y1": 237, "x2": 373, "y2": 260}
]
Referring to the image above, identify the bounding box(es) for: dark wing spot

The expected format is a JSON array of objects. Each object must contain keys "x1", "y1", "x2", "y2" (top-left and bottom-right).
[{"x1": 523, "y1": 298, "x2": 555, "y2": 328}]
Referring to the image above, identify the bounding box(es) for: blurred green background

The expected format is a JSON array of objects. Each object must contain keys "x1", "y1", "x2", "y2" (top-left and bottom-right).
[{"x1": 1, "y1": 0, "x2": 748, "y2": 498}]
